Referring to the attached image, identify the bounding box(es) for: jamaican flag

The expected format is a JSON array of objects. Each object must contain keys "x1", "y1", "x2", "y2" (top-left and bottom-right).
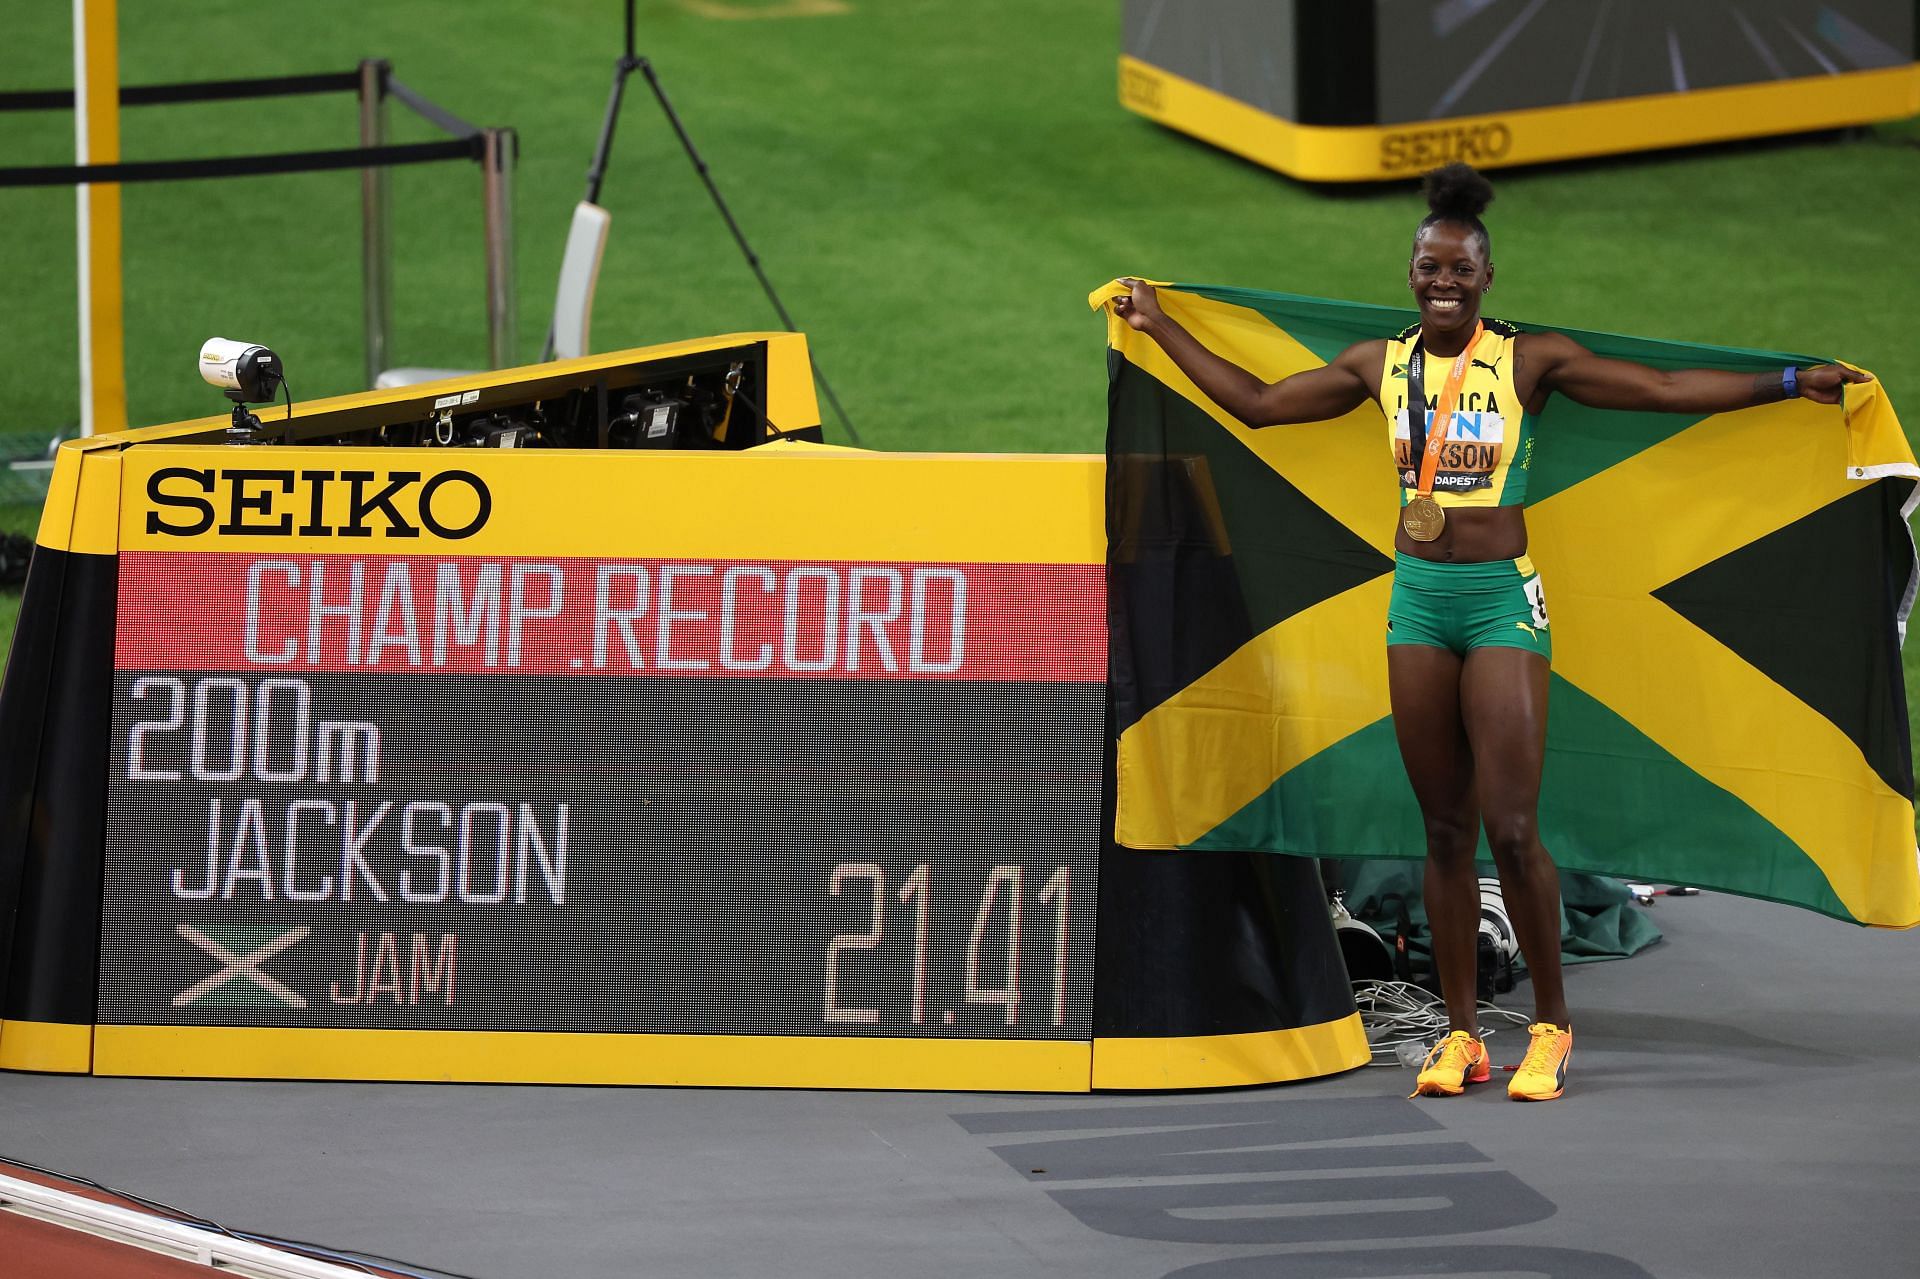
[{"x1": 1094, "y1": 280, "x2": 1920, "y2": 928}]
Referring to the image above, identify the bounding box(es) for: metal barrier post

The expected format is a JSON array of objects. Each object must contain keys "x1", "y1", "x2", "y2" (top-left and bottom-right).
[
  {"x1": 481, "y1": 126, "x2": 516, "y2": 369},
  {"x1": 358, "y1": 59, "x2": 393, "y2": 388}
]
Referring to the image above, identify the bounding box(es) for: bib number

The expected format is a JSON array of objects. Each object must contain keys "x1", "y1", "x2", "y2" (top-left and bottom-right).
[{"x1": 1524, "y1": 576, "x2": 1549, "y2": 629}]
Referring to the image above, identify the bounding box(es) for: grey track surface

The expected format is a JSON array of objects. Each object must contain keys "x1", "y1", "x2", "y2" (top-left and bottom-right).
[{"x1": 3, "y1": 889, "x2": 1916, "y2": 1279}]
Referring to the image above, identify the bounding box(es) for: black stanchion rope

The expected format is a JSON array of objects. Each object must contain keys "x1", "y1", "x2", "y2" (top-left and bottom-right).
[
  {"x1": 385, "y1": 77, "x2": 483, "y2": 140},
  {"x1": 0, "y1": 137, "x2": 482, "y2": 188},
  {"x1": 0, "y1": 71, "x2": 362, "y2": 113}
]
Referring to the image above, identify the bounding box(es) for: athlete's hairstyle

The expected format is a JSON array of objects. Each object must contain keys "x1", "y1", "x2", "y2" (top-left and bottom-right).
[{"x1": 1414, "y1": 162, "x2": 1494, "y2": 260}]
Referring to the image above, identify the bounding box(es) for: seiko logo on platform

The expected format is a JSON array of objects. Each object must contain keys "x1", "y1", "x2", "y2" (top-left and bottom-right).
[
  {"x1": 1379, "y1": 121, "x2": 1512, "y2": 173},
  {"x1": 1119, "y1": 65, "x2": 1164, "y2": 111},
  {"x1": 145, "y1": 468, "x2": 492, "y2": 540}
]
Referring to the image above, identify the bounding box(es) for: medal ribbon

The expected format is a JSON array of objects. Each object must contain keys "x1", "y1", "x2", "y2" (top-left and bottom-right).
[{"x1": 1408, "y1": 319, "x2": 1484, "y2": 500}]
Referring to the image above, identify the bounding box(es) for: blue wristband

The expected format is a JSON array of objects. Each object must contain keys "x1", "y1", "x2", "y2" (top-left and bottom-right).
[{"x1": 1783, "y1": 366, "x2": 1799, "y2": 399}]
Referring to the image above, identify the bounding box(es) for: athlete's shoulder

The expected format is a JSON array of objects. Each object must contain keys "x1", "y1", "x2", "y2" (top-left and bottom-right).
[
  {"x1": 1511, "y1": 327, "x2": 1587, "y2": 359},
  {"x1": 1392, "y1": 319, "x2": 1420, "y2": 343},
  {"x1": 1336, "y1": 337, "x2": 1391, "y2": 387}
]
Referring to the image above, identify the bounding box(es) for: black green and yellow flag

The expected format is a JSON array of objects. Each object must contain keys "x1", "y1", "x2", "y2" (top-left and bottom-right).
[{"x1": 1094, "y1": 279, "x2": 1920, "y2": 928}]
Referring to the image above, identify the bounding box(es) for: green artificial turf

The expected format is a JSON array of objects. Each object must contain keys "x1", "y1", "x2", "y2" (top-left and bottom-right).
[
  {"x1": 4, "y1": 2, "x2": 1917, "y2": 447},
  {"x1": 2, "y1": 0, "x2": 1919, "y2": 764}
]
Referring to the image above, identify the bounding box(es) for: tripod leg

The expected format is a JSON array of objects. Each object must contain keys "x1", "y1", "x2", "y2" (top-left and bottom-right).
[{"x1": 634, "y1": 56, "x2": 861, "y2": 445}]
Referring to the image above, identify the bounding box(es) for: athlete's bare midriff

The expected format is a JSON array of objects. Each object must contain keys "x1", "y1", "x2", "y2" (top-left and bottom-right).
[{"x1": 1393, "y1": 504, "x2": 1527, "y2": 562}]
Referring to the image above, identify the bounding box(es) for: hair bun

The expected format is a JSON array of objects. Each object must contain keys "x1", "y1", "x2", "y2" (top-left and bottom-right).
[{"x1": 1422, "y1": 163, "x2": 1494, "y2": 220}]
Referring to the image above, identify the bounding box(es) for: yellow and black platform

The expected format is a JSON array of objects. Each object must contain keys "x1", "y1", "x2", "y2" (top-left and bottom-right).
[
  {"x1": 0, "y1": 333, "x2": 1367, "y2": 1092},
  {"x1": 1120, "y1": 2, "x2": 1920, "y2": 182}
]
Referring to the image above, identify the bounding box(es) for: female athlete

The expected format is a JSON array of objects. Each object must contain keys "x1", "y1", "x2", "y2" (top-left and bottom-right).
[{"x1": 1110, "y1": 162, "x2": 1866, "y2": 1101}]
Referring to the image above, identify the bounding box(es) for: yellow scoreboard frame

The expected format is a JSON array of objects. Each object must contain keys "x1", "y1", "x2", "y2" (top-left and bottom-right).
[{"x1": 0, "y1": 332, "x2": 1368, "y2": 1092}]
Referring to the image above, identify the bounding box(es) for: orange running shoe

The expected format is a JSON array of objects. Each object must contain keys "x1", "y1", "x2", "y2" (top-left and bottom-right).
[
  {"x1": 1411, "y1": 1030, "x2": 1491, "y2": 1097},
  {"x1": 1508, "y1": 1022, "x2": 1573, "y2": 1101}
]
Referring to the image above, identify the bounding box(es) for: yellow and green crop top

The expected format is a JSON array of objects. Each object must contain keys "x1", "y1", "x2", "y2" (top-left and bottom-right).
[{"x1": 1382, "y1": 317, "x2": 1534, "y2": 509}]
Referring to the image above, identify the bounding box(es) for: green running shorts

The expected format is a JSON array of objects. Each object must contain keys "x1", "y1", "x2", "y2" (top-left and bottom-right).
[{"x1": 1386, "y1": 552, "x2": 1551, "y2": 661}]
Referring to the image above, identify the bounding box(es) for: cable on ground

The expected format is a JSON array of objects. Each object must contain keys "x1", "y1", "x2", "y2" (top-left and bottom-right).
[{"x1": 1352, "y1": 979, "x2": 1530, "y2": 1068}]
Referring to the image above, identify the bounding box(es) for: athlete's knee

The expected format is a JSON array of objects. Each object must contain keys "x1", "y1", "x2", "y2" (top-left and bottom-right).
[
  {"x1": 1422, "y1": 813, "x2": 1479, "y2": 862},
  {"x1": 1483, "y1": 815, "x2": 1544, "y2": 869}
]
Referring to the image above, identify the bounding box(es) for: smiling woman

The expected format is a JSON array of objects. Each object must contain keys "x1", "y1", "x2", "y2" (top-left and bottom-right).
[{"x1": 1108, "y1": 161, "x2": 1869, "y2": 1105}]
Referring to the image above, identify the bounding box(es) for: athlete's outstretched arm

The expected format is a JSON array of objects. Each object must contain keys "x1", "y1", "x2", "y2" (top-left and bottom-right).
[
  {"x1": 1521, "y1": 330, "x2": 1868, "y2": 413},
  {"x1": 1111, "y1": 280, "x2": 1379, "y2": 427}
]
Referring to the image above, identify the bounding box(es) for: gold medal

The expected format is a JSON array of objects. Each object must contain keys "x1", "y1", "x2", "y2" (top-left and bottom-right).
[
  {"x1": 1403, "y1": 495, "x2": 1446, "y2": 542},
  {"x1": 1399, "y1": 321, "x2": 1483, "y2": 548}
]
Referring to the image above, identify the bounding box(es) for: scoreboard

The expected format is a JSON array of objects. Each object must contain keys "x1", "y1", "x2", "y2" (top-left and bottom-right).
[
  {"x1": 90, "y1": 445, "x2": 1106, "y2": 1087},
  {"x1": 0, "y1": 334, "x2": 1368, "y2": 1092}
]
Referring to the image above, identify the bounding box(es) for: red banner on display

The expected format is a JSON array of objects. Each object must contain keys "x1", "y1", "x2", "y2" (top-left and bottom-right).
[{"x1": 116, "y1": 552, "x2": 1105, "y2": 683}]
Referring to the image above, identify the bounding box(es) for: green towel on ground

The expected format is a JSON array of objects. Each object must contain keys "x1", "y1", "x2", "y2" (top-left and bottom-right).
[{"x1": 1340, "y1": 859, "x2": 1663, "y2": 971}]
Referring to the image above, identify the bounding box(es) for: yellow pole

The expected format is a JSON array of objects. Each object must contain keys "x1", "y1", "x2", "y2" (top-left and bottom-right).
[{"x1": 74, "y1": 0, "x2": 125, "y2": 436}]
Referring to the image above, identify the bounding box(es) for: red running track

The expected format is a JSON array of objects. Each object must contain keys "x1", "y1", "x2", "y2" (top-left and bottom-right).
[
  {"x1": 0, "y1": 1212, "x2": 233, "y2": 1279},
  {"x1": 0, "y1": 1167, "x2": 407, "y2": 1278}
]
